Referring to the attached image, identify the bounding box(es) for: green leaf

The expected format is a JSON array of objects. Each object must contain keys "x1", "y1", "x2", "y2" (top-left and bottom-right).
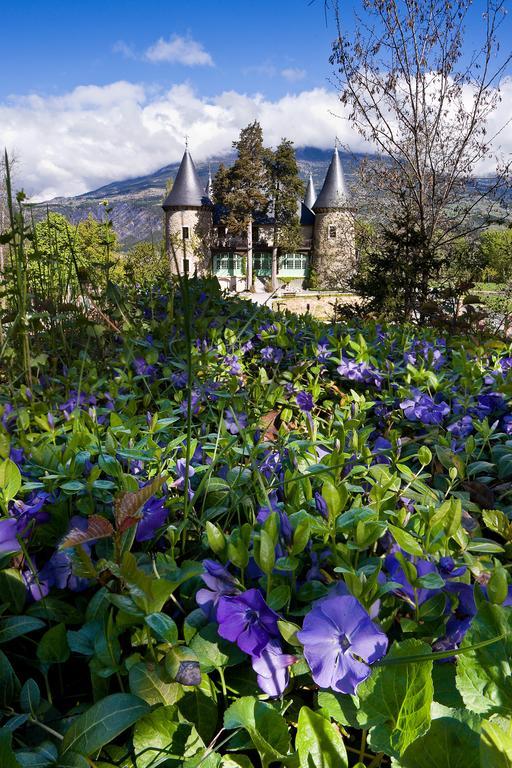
[
  {"x1": 37, "y1": 623, "x2": 70, "y2": 665},
  {"x1": 133, "y1": 705, "x2": 202, "y2": 767},
  {"x1": 224, "y1": 696, "x2": 291, "y2": 766},
  {"x1": 190, "y1": 623, "x2": 244, "y2": 671},
  {"x1": 177, "y1": 681, "x2": 219, "y2": 745},
  {"x1": 128, "y1": 662, "x2": 182, "y2": 706},
  {"x1": 145, "y1": 613, "x2": 179, "y2": 645},
  {"x1": 19, "y1": 679, "x2": 41, "y2": 714},
  {"x1": 60, "y1": 693, "x2": 150, "y2": 757},
  {"x1": 398, "y1": 716, "x2": 479, "y2": 768},
  {"x1": 267, "y1": 585, "x2": 290, "y2": 611},
  {"x1": 292, "y1": 519, "x2": 311, "y2": 555},
  {"x1": 387, "y1": 524, "x2": 424, "y2": 558},
  {"x1": 317, "y1": 691, "x2": 360, "y2": 729},
  {"x1": 0, "y1": 649, "x2": 20, "y2": 707},
  {"x1": 0, "y1": 569, "x2": 26, "y2": 613},
  {"x1": 0, "y1": 728, "x2": 21, "y2": 768},
  {"x1": 255, "y1": 530, "x2": 275, "y2": 575},
  {"x1": 430, "y1": 498, "x2": 462, "y2": 538},
  {"x1": 356, "y1": 639, "x2": 433, "y2": 757},
  {"x1": 120, "y1": 552, "x2": 175, "y2": 613},
  {"x1": 277, "y1": 619, "x2": 302, "y2": 647},
  {"x1": 456, "y1": 602, "x2": 512, "y2": 715},
  {"x1": 480, "y1": 719, "x2": 512, "y2": 768},
  {"x1": 0, "y1": 616, "x2": 45, "y2": 644},
  {"x1": 0, "y1": 459, "x2": 22, "y2": 503},
  {"x1": 296, "y1": 706, "x2": 348, "y2": 768},
  {"x1": 205, "y1": 521, "x2": 226, "y2": 555}
]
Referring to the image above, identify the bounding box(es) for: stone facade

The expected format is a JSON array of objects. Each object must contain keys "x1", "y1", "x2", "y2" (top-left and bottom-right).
[
  {"x1": 163, "y1": 146, "x2": 356, "y2": 290},
  {"x1": 165, "y1": 206, "x2": 212, "y2": 276},
  {"x1": 312, "y1": 208, "x2": 356, "y2": 289}
]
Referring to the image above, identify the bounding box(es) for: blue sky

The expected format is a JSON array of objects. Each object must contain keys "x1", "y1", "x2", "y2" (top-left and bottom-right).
[
  {"x1": 1, "y1": 0, "x2": 511, "y2": 200},
  {"x1": 1, "y1": 0, "x2": 338, "y2": 101}
]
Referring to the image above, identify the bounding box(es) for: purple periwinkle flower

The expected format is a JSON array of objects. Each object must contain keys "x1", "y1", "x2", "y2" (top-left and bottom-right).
[
  {"x1": 316, "y1": 342, "x2": 332, "y2": 363},
  {"x1": 223, "y1": 355, "x2": 242, "y2": 375},
  {"x1": 314, "y1": 491, "x2": 328, "y2": 519},
  {"x1": 438, "y1": 557, "x2": 466, "y2": 580},
  {"x1": 173, "y1": 458, "x2": 195, "y2": 500},
  {"x1": 179, "y1": 390, "x2": 201, "y2": 416},
  {"x1": 217, "y1": 589, "x2": 280, "y2": 656},
  {"x1": 256, "y1": 492, "x2": 292, "y2": 544},
  {"x1": 196, "y1": 560, "x2": 240, "y2": 620},
  {"x1": 11, "y1": 492, "x2": 50, "y2": 535},
  {"x1": 447, "y1": 415, "x2": 474, "y2": 439},
  {"x1": 297, "y1": 584, "x2": 388, "y2": 694},
  {"x1": 0, "y1": 518, "x2": 21, "y2": 553},
  {"x1": 133, "y1": 358, "x2": 156, "y2": 377},
  {"x1": 261, "y1": 346, "x2": 284, "y2": 365},
  {"x1": 135, "y1": 495, "x2": 169, "y2": 542},
  {"x1": 170, "y1": 370, "x2": 188, "y2": 388},
  {"x1": 473, "y1": 392, "x2": 506, "y2": 419},
  {"x1": 337, "y1": 359, "x2": 382, "y2": 388},
  {"x1": 296, "y1": 391, "x2": 314, "y2": 412},
  {"x1": 400, "y1": 389, "x2": 450, "y2": 426},
  {"x1": 251, "y1": 640, "x2": 296, "y2": 697},
  {"x1": 224, "y1": 409, "x2": 248, "y2": 435},
  {"x1": 385, "y1": 550, "x2": 443, "y2": 607}
]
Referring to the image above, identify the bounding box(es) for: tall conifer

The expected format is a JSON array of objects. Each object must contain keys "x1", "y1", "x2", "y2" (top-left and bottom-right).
[
  {"x1": 213, "y1": 122, "x2": 268, "y2": 291},
  {"x1": 266, "y1": 139, "x2": 304, "y2": 290}
]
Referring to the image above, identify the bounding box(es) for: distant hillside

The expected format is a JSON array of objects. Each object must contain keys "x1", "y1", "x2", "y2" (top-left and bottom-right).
[
  {"x1": 29, "y1": 147, "x2": 511, "y2": 247},
  {"x1": 29, "y1": 148, "x2": 364, "y2": 247}
]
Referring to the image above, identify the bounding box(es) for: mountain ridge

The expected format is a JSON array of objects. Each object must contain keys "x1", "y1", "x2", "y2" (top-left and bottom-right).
[{"x1": 30, "y1": 147, "x2": 363, "y2": 246}]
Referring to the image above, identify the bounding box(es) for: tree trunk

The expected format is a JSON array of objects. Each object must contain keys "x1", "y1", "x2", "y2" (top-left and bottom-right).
[
  {"x1": 271, "y1": 245, "x2": 278, "y2": 292},
  {"x1": 246, "y1": 218, "x2": 253, "y2": 292}
]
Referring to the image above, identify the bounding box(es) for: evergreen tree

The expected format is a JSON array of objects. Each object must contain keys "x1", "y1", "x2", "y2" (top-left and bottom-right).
[
  {"x1": 213, "y1": 122, "x2": 268, "y2": 291},
  {"x1": 265, "y1": 139, "x2": 304, "y2": 290}
]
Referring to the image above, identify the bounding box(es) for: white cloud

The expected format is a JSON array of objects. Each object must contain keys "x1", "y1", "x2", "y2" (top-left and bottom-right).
[
  {"x1": 145, "y1": 35, "x2": 214, "y2": 67},
  {"x1": 1, "y1": 79, "x2": 510, "y2": 201},
  {"x1": 281, "y1": 67, "x2": 306, "y2": 82},
  {"x1": 112, "y1": 41, "x2": 137, "y2": 59}
]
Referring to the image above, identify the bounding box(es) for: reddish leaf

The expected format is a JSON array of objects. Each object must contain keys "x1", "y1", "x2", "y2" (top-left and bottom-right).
[
  {"x1": 114, "y1": 475, "x2": 167, "y2": 533},
  {"x1": 259, "y1": 410, "x2": 279, "y2": 442},
  {"x1": 60, "y1": 515, "x2": 114, "y2": 549}
]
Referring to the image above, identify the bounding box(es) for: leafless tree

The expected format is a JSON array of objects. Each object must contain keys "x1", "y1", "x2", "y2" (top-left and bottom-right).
[{"x1": 329, "y1": 0, "x2": 512, "y2": 312}]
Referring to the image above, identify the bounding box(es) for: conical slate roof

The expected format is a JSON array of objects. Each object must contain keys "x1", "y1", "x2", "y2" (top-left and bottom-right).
[
  {"x1": 313, "y1": 148, "x2": 349, "y2": 210},
  {"x1": 304, "y1": 173, "x2": 316, "y2": 210},
  {"x1": 162, "y1": 150, "x2": 211, "y2": 210}
]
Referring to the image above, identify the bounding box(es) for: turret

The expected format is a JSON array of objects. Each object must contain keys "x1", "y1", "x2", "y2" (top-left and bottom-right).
[
  {"x1": 312, "y1": 148, "x2": 355, "y2": 289},
  {"x1": 162, "y1": 148, "x2": 212, "y2": 276}
]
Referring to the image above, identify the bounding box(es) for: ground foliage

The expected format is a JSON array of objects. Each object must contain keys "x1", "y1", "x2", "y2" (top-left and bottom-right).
[{"x1": 2, "y1": 279, "x2": 512, "y2": 765}]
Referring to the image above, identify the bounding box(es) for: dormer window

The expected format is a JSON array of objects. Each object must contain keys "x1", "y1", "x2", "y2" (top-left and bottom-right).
[
  {"x1": 217, "y1": 225, "x2": 226, "y2": 238},
  {"x1": 328, "y1": 225, "x2": 337, "y2": 239},
  {"x1": 182, "y1": 226, "x2": 190, "y2": 240}
]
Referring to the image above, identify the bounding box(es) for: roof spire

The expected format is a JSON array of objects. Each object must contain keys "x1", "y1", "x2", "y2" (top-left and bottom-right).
[
  {"x1": 313, "y1": 146, "x2": 349, "y2": 210},
  {"x1": 304, "y1": 172, "x2": 316, "y2": 210},
  {"x1": 205, "y1": 163, "x2": 213, "y2": 199},
  {"x1": 162, "y1": 147, "x2": 210, "y2": 210}
]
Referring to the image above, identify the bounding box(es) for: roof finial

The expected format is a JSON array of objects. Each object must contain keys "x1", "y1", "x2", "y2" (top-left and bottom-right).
[
  {"x1": 334, "y1": 136, "x2": 340, "y2": 149},
  {"x1": 185, "y1": 135, "x2": 189, "y2": 151}
]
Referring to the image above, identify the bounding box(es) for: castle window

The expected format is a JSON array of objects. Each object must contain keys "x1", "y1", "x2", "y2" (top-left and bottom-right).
[
  {"x1": 280, "y1": 253, "x2": 308, "y2": 276},
  {"x1": 182, "y1": 226, "x2": 190, "y2": 240},
  {"x1": 328, "y1": 225, "x2": 337, "y2": 239},
  {"x1": 213, "y1": 252, "x2": 243, "y2": 276}
]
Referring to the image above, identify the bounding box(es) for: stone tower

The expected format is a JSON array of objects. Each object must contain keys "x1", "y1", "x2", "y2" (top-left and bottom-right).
[
  {"x1": 162, "y1": 149, "x2": 212, "y2": 276},
  {"x1": 312, "y1": 148, "x2": 355, "y2": 289}
]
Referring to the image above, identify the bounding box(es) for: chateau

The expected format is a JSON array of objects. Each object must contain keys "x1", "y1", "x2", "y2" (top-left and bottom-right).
[{"x1": 162, "y1": 146, "x2": 356, "y2": 291}]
